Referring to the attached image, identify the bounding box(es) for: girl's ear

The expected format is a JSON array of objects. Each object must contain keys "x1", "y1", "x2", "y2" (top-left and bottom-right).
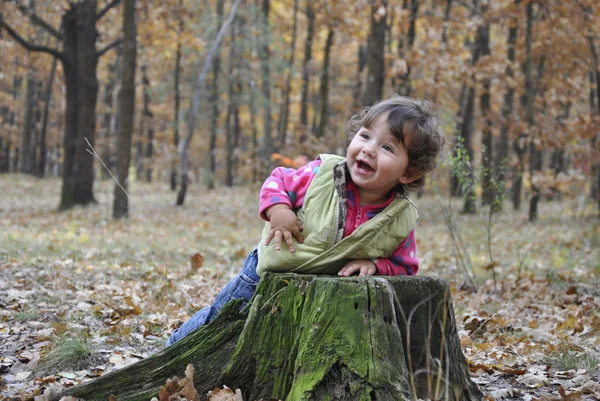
[{"x1": 399, "y1": 168, "x2": 422, "y2": 185}]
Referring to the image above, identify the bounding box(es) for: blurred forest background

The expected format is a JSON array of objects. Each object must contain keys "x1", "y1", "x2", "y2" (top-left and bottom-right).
[{"x1": 0, "y1": 0, "x2": 598, "y2": 216}]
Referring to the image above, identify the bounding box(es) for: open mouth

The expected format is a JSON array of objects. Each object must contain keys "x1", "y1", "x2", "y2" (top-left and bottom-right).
[{"x1": 357, "y1": 160, "x2": 375, "y2": 173}]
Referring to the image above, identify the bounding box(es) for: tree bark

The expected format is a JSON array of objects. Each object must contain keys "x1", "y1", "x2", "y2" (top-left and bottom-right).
[
  {"x1": 208, "y1": 0, "x2": 224, "y2": 190},
  {"x1": 496, "y1": 19, "x2": 517, "y2": 194},
  {"x1": 397, "y1": 0, "x2": 418, "y2": 96},
  {"x1": 316, "y1": 27, "x2": 334, "y2": 138},
  {"x1": 38, "y1": 56, "x2": 58, "y2": 178},
  {"x1": 352, "y1": 44, "x2": 367, "y2": 111},
  {"x1": 170, "y1": 0, "x2": 184, "y2": 191},
  {"x1": 63, "y1": 274, "x2": 482, "y2": 401},
  {"x1": 141, "y1": 65, "x2": 153, "y2": 183},
  {"x1": 479, "y1": 19, "x2": 493, "y2": 206},
  {"x1": 278, "y1": 0, "x2": 299, "y2": 148},
  {"x1": 112, "y1": 0, "x2": 137, "y2": 219},
  {"x1": 300, "y1": 0, "x2": 315, "y2": 127},
  {"x1": 61, "y1": 0, "x2": 102, "y2": 209},
  {"x1": 522, "y1": 2, "x2": 538, "y2": 222},
  {"x1": 260, "y1": 0, "x2": 274, "y2": 159},
  {"x1": 20, "y1": 67, "x2": 37, "y2": 174},
  {"x1": 364, "y1": 0, "x2": 387, "y2": 106}
]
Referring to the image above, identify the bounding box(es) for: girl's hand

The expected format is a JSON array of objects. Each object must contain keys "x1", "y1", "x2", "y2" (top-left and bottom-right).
[
  {"x1": 338, "y1": 259, "x2": 377, "y2": 277},
  {"x1": 264, "y1": 205, "x2": 304, "y2": 252}
]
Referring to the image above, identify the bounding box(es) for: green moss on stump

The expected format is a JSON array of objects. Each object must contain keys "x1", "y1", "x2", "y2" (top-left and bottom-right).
[{"x1": 64, "y1": 274, "x2": 482, "y2": 401}]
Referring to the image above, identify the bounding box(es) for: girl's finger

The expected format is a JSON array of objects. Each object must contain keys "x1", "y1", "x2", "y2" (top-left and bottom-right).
[
  {"x1": 283, "y1": 231, "x2": 295, "y2": 253},
  {"x1": 274, "y1": 229, "x2": 283, "y2": 251},
  {"x1": 264, "y1": 229, "x2": 275, "y2": 245}
]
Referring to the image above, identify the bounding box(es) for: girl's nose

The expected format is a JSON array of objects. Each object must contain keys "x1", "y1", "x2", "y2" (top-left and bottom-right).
[{"x1": 362, "y1": 144, "x2": 376, "y2": 156}]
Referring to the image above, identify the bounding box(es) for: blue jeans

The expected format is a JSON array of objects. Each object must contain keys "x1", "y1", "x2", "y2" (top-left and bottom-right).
[{"x1": 166, "y1": 248, "x2": 260, "y2": 347}]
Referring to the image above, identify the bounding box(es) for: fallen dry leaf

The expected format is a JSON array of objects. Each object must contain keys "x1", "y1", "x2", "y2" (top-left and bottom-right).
[
  {"x1": 208, "y1": 386, "x2": 243, "y2": 401},
  {"x1": 178, "y1": 364, "x2": 199, "y2": 401}
]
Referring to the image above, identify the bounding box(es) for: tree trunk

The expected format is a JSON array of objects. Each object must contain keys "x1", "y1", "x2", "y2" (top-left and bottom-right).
[
  {"x1": 260, "y1": 0, "x2": 273, "y2": 160},
  {"x1": 316, "y1": 27, "x2": 334, "y2": 138},
  {"x1": 171, "y1": 0, "x2": 184, "y2": 191},
  {"x1": 37, "y1": 56, "x2": 58, "y2": 178},
  {"x1": 479, "y1": 19, "x2": 493, "y2": 206},
  {"x1": 496, "y1": 21, "x2": 517, "y2": 192},
  {"x1": 352, "y1": 44, "x2": 367, "y2": 111},
  {"x1": 300, "y1": 0, "x2": 315, "y2": 127},
  {"x1": 397, "y1": 0, "x2": 418, "y2": 96},
  {"x1": 277, "y1": 0, "x2": 298, "y2": 148},
  {"x1": 141, "y1": 65, "x2": 153, "y2": 183},
  {"x1": 63, "y1": 274, "x2": 482, "y2": 401},
  {"x1": 225, "y1": 21, "x2": 238, "y2": 187},
  {"x1": 522, "y1": 1, "x2": 538, "y2": 222},
  {"x1": 461, "y1": 86, "x2": 476, "y2": 214},
  {"x1": 364, "y1": 0, "x2": 387, "y2": 106},
  {"x1": 59, "y1": 0, "x2": 102, "y2": 210},
  {"x1": 0, "y1": 138, "x2": 7, "y2": 173},
  {"x1": 208, "y1": 0, "x2": 224, "y2": 190},
  {"x1": 100, "y1": 53, "x2": 120, "y2": 179},
  {"x1": 112, "y1": 0, "x2": 137, "y2": 219},
  {"x1": 20, "y1": 67, "x2": 36, "y2": 174}
]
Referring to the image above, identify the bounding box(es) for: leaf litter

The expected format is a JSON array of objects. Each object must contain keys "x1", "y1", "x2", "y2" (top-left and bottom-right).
[{"x1": 1, "y1": 177, "x2": 599, "y2": 400}]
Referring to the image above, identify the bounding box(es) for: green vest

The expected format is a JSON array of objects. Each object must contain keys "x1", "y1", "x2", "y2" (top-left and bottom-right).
[{"x1": 256, "y1": 154, "x2": 418, "y2": 276}]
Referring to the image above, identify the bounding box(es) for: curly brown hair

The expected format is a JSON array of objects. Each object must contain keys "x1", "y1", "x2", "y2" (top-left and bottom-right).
[{"x1": 346, "y1": 95, "x2": 445, "y2": 193}]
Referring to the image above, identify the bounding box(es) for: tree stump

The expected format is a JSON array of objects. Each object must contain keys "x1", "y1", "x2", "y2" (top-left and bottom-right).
[{"x1": 63, "y1": 274, "x2": 482, "y2": 401}]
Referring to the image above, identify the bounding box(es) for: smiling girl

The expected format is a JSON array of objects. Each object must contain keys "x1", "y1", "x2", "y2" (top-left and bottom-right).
[{"x1": 167, "y1": 95, "x2": 445, "y2": 346}]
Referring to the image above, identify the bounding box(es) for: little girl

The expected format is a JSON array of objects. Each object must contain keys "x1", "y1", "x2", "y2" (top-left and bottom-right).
[{"x1": 166, "y1": 95, "x2": 445, "y2": 346}]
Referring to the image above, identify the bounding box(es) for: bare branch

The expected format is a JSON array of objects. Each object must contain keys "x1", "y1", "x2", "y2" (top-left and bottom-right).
[
  {"x1": 97, "y1": 38, "x2": 123, "y2": 58},
  {"x1": 13, "y1": 2, "x2": 62, "y2": 40},
  {"x1": 0, "y1": 16, "x2": 65, "y2": 62},
  {"x1": 97, "y1": 0, "x2": 122, "y2": 22}
]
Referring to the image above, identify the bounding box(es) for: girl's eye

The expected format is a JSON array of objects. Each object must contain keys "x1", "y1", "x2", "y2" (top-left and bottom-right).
[
  {"x1": 383, "y1": 144, "x2": 394, "y2": 153},
  {"x1": 359, "y1": 132, "x2": 369, "y2": 139}
]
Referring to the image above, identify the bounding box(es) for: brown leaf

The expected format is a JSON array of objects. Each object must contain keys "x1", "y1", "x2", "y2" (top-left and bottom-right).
[
  {"x1": 158, "y1": 377, "x2": 181, "y2": 401},
  {"x1": 109, "y1": 395, "x2": 118, "y2": 401},
  {"x1": 208, "y1": 387, "x2": 243, "y2": 401},
  {"x1": 482, "y1": 261, "x2": 499, "y2": 271},
  {"x1": 565, "y1": 286, "x2": 577, "y2": 295},
  {"x1": 500, "y1": 367, "x2": 527, "y2": 375},
  {"x1": 179, "y1": 364, "x2": 199, "y2": 401},
  {"x1": 558, "y1": 385, "x2": 582, "y2": 401},
  {"x1": 190, "y1": 253, "x2": 204, "y2": 270}
]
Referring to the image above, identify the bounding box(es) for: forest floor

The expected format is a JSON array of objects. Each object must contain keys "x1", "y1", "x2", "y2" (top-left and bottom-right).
[{"x1": 0, "y1": 175, "x2": 599, "y2": 401}]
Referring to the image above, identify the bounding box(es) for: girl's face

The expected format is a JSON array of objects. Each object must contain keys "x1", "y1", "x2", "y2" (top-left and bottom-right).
[{"x1": 346, "y1": 112, "x2": 416, "y2": 205}]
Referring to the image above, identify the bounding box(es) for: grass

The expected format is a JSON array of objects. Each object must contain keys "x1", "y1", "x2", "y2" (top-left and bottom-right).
[
  {"x1": 36, "y1": 335, "x2": 100, "y2": 374},
  {"x1": 547, "y1": 350, "x2": 600, "y2": 373},
  {"x1": 14, "y1": 308, "x2": 40, "y2": 322}
]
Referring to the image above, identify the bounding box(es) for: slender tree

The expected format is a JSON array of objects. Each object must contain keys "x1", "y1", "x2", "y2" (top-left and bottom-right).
[
  {"x1": 37, "y1": 56, "x2": 58, "y2": 177},
  {"x1": 316, "y1": 26, "x2": 335, "y2": 138},
  {"x1": 208, "y1": 0, "x2": 224, "y2": 190},
  {"x1": 300, "y1": 0, "x2": 315, "y2": 127},
  {"x1": 113, "y1": 0, "x2": 137, "y2": 219},
  {"x1": 496, "y1": 3, "x2": 518, "y2": 193},
  {"x1": 260, "y1": 0, "x2": 274, "y2": 160},
  {"x1": 171, "y1": 0, "x2": 184, "y2": 191},
  {"x1": 364, "y1": 0, "x2": 387, "y2": 106},
  {"x1": 278, "y1": 0, "x2": 299, "y2": 148}
]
